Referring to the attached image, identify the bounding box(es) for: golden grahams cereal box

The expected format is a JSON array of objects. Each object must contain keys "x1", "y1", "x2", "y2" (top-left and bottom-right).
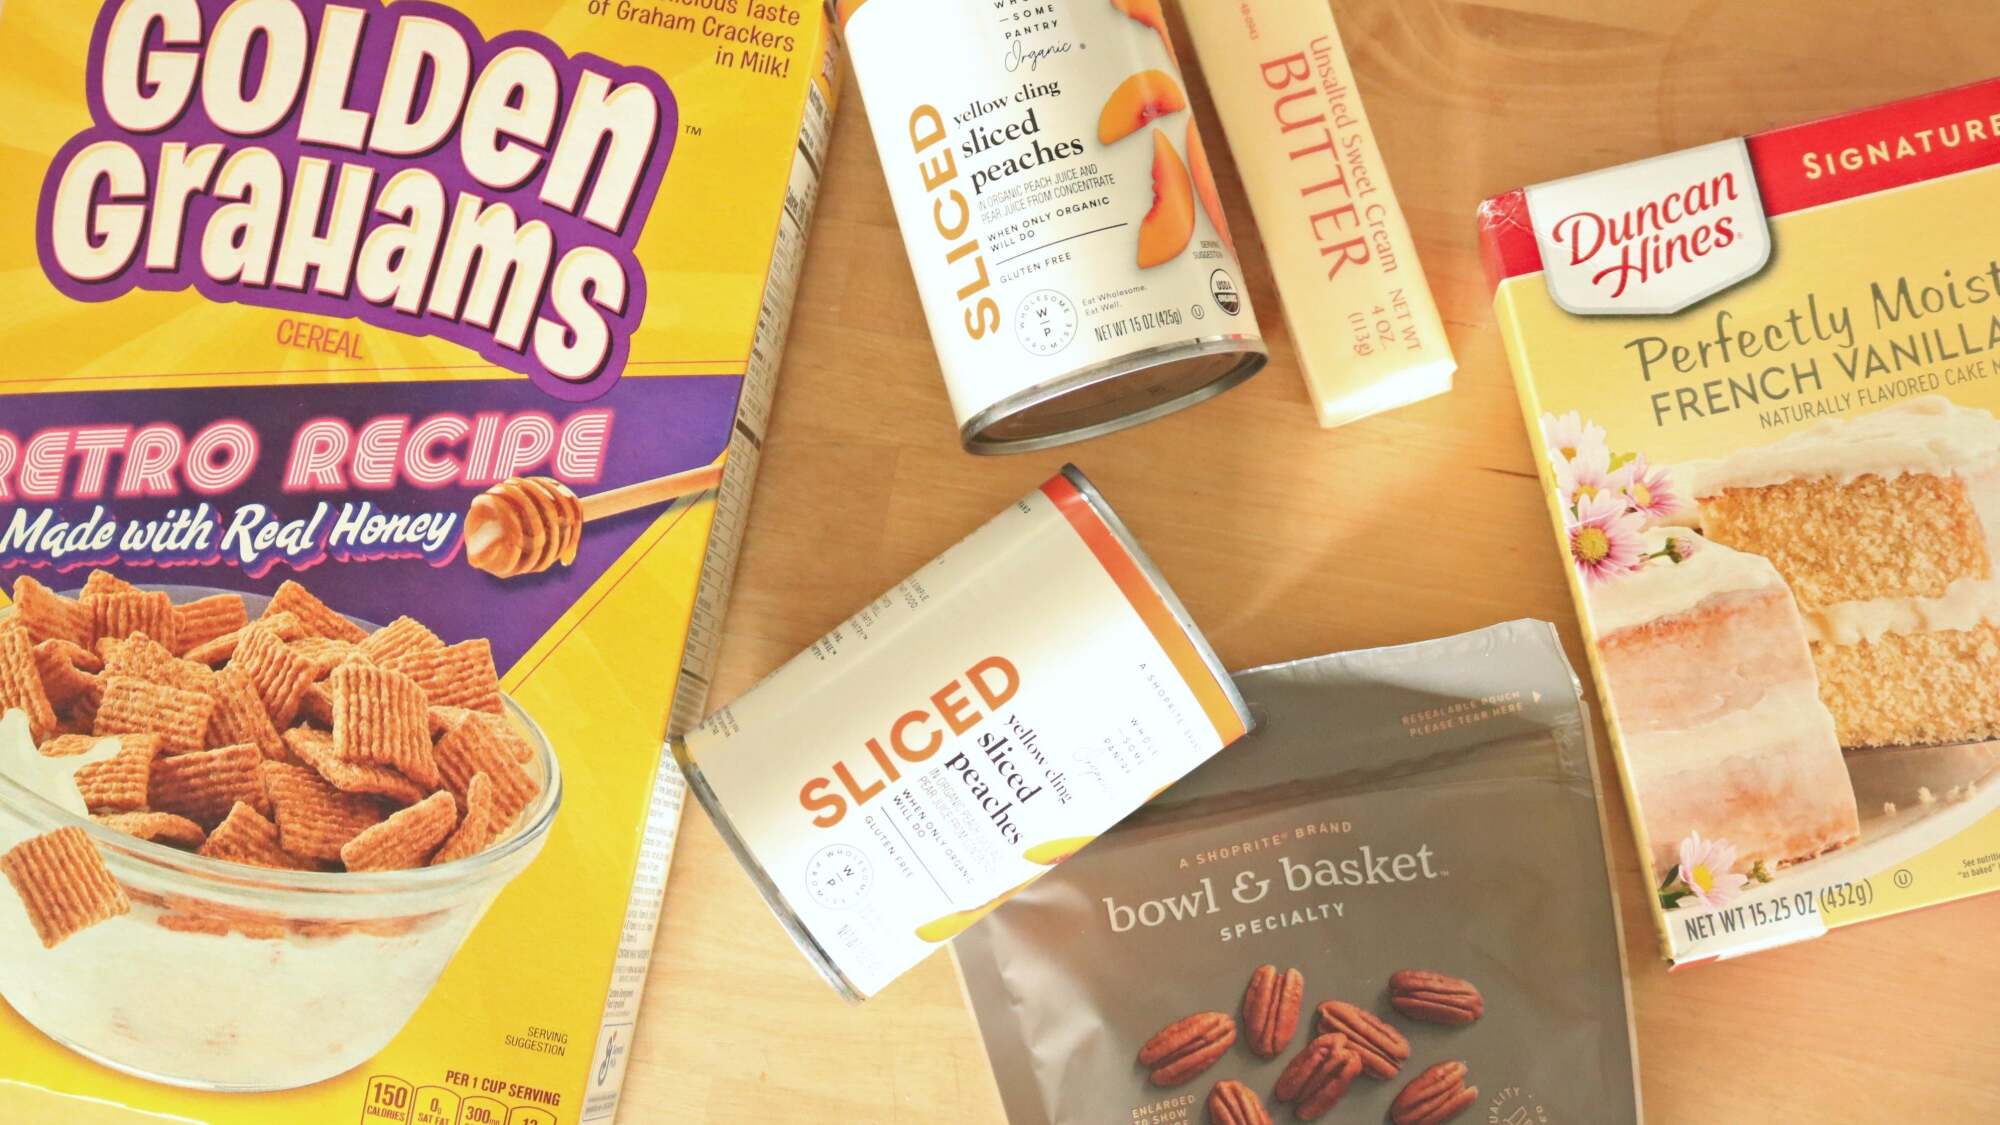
[{"x1": 0, "y1": 1, "x2": 838, "y2": 1120}]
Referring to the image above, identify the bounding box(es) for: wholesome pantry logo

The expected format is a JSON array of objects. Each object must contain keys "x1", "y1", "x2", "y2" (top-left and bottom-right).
[
  {"x1": 36, "y1": 0, "x2": 679, "y2": 401},
  {"x1": 1523, "y1": 139, "x2": 1771, "y2": 316}
]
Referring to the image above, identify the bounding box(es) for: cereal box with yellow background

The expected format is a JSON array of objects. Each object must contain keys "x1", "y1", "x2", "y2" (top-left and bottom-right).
[
  {"x1": 1484, "y1": 79, "x2": 2000, "y2": 969},
  {"x1": 0, "y1": 0, "x2": 836, "y2": 1120}
]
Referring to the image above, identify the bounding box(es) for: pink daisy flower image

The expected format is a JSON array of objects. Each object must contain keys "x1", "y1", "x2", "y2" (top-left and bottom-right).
[
  {"x1": 1620, "y1": 456, "x2": 1683, "y2": 522},
  {"x1": 1566, "y1": 493, "x2": 1645, "y2": 585},
  {"x1": 1554, "y1": 444, "x2": 1624, "y2": 509},
  {"x1": 1540, "y1": 410, "x2": 1608, "y2": 464},
  {"x1": 1675, "y1": 831, "x2": 1750, "y2": 909}
]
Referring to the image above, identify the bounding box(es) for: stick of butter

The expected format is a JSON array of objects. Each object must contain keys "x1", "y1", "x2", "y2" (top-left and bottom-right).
[{"x1": 1181, "y1": 0, "x2": 1456, "y2": 428}]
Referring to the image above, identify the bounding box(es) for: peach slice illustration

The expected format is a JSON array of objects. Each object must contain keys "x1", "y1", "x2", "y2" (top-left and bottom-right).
[
  {"x1": 1022, "y1": 836, "x2": 1096, "y2": 865},
  {"x1": 1187, "y1": 120, "x2": 1235, "y2": 256},
  {"x1": 1138, "y1": 128, "x2": 1196, "y2": 269},
  {"x1": 1110, "y1": 0, "x2": 1178, "y2": 62},
  {"x1": 835, "y1": 0, "x2": 869, "y2": 26},
  {"x1": 914, "y1": 877, "x2": 1037, "y2": 943},
  {"x1": 1098, "y1": 70, "x2": 1188, "y2": 145}
]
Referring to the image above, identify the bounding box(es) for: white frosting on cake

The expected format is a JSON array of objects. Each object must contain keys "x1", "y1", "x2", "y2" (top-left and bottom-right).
[
  {"x1": 1676, "y1": 396, "x2": 2000, "y2": 496},
  {"x1": 1587, "y1": 530, "x2": 1785, "y2": 635},
  {"x1": 1622, "y1": 682, "x2": 1843, "y2": 790},
  {"x1": 1808, "y1": 573, "x2": 2000, "y2": 644}
]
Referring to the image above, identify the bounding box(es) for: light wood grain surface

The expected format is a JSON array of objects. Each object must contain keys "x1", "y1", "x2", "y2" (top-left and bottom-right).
[{"x1": 628, "y1": 2, "x2": 2000, "y2": 1123}]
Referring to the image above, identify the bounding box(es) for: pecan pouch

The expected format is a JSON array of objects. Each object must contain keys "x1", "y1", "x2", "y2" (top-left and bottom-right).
[{"x1": 955, "y1": 622, "x2": 1639, "y2": 1124}]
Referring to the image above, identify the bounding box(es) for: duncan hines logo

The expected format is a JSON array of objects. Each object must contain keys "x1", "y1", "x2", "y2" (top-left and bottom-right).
[
  {"x1": 36, "y1": 0, "x2": 679, "y2": 401},
  {"x1": 1525, "y1": 139, "x2": 1772, "y2": 316}
]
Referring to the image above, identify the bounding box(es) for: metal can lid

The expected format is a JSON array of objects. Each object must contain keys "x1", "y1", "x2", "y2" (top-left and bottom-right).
[{"x1": 964, "y1": 339, "x2": 1266, "y2": 455}]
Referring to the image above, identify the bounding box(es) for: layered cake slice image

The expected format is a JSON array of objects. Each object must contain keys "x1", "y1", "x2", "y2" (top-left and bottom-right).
[
  {"x1": 1591, "y1": 530, "x2": 1862, "y2": 881},
  {"x1": 1676, "y1": 397, "x2": 2000, "y2": 748}
]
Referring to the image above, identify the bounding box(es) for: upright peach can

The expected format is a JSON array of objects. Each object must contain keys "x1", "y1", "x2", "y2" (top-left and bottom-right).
[{"x1": 839, "y1": 0, "x2": 1266, "y2": 453}]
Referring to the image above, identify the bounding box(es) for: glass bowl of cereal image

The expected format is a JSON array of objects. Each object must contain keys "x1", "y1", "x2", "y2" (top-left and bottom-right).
[{"x1": 0, "y1": 575, "x2": 562, "y2": 1091}]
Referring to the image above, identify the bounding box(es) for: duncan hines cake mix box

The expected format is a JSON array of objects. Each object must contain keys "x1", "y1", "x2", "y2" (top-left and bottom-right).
[
  {"x1": 0, "y1": 0, "x2": 837, "y2": 1120},
  {"x1": 1481, "y1": 77, "x2": 2000, "y2": 967}
]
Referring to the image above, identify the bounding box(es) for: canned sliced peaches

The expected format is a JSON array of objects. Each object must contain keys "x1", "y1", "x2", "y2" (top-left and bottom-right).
[
  {"x1": 675, "y1": 467, "x2": 1247, "y2": 999},
  {"x1": 840, "y1": 0, "x2": 1267, "y2": 453}
]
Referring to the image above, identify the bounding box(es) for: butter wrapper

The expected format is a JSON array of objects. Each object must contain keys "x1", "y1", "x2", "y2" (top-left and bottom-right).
[{"x1": 1182, "y1": 0, "x2": 1456, "y2": 427}]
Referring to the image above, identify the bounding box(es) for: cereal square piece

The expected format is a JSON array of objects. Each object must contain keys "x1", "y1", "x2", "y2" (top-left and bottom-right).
[
  {"x1": 74, "y1": 734, "x2": 161, "y2": 813},
  {"x1": 206, "y1": 667, "x2": 287, "y2": 762},
  {"x1": 94, "y1": 675, "x2": 214, "y2": 754},
  {"x1": 33, "y1": 639, "x2": 100, "y2": 708},
  {"x1": 359, "y1": 616, "x2": 444, "y2": 667},
  {"x1": 381, "y1": 638, "x2": 502, "y2": 713},
  {"x1": 428, "y1": 707, "x2": 536, "y2": 763},
  {"x1": 39, "y1": 733, "x2": 107, "y2": 758},
  {"x1": 432, "y1": 710, "x2": 539, "y2": 825},
  {"x1": 231, "y1": 627, "x2": 316, "y2": 727},
  {"x1": 88, "y1": 590, "x2": 177, "y2": 650},
  {"x1": 281, "y1": 725, "x2": 332, "y2": 758},
  {"x1": 198, "y1": 802, "x2": 313, "y2": 871},
  {"x1": 340, "y1": 791, "x2": 457, "y2": 872},
  {"x1": 59, "y1": 673, "x2": 104, "y2": 733},
  {"x1": 1, "y1": 827, "x2": 129, "y2": 947},
  {"x1": 298, "y1": 681, "x2": 335, "y2": 728},
  {"x1": 286, "y1": 727, "x2": 430, "y2": 805},
  {"x1": 431, "y1": 774, "x2": 498, "y2": 866},
  {"x1": 11, "y1": 576, "x2": 92, "y2": 648},
  {"x1": 170, "y1": 594, "x2": 248, "y2": 656},
  {"x1": 0, "y1": 619, "x2": 60, "y2": 741},
  {"x1": 35, "y1": 638, "x2": 104, "y2": 675},
  {"x1": 290, "y1": 636, "x2": 364, "y2": 679},
  {"x1": 102, "y1": 634, "x2": 213, "y2": 694},
  {"x1": 149, "y1": 743, "x2": 265, "y2": 828},
  {"x1": 260, "y1": 761, "x2": 387, "y2": 862},
  {"x1": 80, "y1": 570, "x2": 136, "y2": 598},
  {"x1": 100, "y1": 633, "x2": 172, "y2": 678},
  {"x1": 329, "y1": 662, "x2": 440, "y2": 789},
  {"x1": 263, "y1": 580, "x2": 368, "y2": 644},
  {"x1": 477, "y1": 709, "x2": 535, "y2": 763},
  {"x1": 92, "y1": 811, "x2": 206, "y2": 849},
  {"x1": 183, "y1": 612, "x2": 305, "y2": 666}
]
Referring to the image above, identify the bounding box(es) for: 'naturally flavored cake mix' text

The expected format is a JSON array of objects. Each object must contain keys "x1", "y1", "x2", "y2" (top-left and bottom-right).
[
  {"x1": 0, "y1": 1, "x2": 838, "y2": 1121},
  {"x1": 1484, "y1": 78, "x2": 2000, "y2": 966}
]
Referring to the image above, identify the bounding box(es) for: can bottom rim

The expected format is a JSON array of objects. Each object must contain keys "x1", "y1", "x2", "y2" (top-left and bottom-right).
[
  {"x1": 670, "y1": 742, "x2": 869, "y2": 1004},
  {"x1": 962, "y1": 336, "x2": 1266, "y2": 455}
]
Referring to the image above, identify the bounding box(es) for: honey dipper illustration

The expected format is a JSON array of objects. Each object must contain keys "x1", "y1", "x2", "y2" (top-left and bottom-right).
[{"x1": 463, "y1": 459, "x2": 725, "y2": 578}]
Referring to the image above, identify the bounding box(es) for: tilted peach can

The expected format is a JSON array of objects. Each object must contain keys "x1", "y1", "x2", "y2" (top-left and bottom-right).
[
  {"x1": 838, "y1": 0, "x2": 1267, "y2": 453},
  {"x1": 673, "y1": 467, "x2": 1249, "y2": 999}
]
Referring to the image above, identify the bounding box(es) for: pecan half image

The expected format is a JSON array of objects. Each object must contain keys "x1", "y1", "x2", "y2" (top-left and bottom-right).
[
  {"x1": 1241, "y1": 963, "x2": 1305, "y2": 1057},
  {"x1": 1314, "y1": 999, "x2": 1410, "y2": 1078},
  {"x1": 1272, "y1": 1032, "x2": 1363, "y2": 1122},
  {"x1": 1390, "y1": 1060, "x2": 1478, "y2": 1125},
  {"x1": 1206, "y1": 1078, "x2": 1273, "y2": 1125},
  {"x1": 1137, "y1": 1012, "x2": 1237, "y2": 1086},
  {"x1": 1387, "y1": 969, "x2": 1484, "y2": 1026}
]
